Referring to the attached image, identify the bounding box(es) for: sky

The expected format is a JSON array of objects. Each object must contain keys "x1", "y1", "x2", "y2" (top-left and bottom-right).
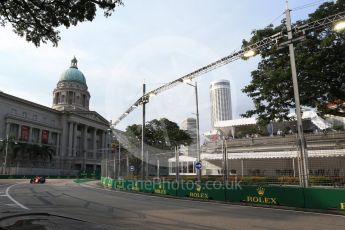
[{"x1": 0, "y1": 0, "x2": 329, "y2": 134}]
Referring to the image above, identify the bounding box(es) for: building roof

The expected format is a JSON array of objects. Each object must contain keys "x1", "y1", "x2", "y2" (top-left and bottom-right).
[
  {"x1": 201, "y1": 149, "x2": 345, "y2": 160},
  {"x1": 214, "y1": 117, "x2": 257, "y2": 128},
  {"x1": 59, "y1": 57, "x2": 87, "y2": 85},
  {"x1": 168, "y1": 155, "x2": 197, "y2": 162}
]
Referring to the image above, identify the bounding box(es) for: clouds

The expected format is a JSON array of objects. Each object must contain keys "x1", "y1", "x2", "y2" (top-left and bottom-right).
[{"x1": 0, "y1": 0, "x2": 322, "y2": 134}]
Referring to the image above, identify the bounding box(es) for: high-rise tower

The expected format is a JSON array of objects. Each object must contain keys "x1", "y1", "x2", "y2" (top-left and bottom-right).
[{"x1": 209, "y1": 80, "x2": 232, "y2": 128}]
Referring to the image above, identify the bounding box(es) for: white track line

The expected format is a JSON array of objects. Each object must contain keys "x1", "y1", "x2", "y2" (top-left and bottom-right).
[{"x1": 5, "y1": 184, "x2": 30, "y2": 210}]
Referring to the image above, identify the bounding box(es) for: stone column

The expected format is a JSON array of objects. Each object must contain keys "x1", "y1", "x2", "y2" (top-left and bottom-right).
[
  {"x1": 6, "y1": 123, "x2": 10, "y2": 136},
  {"x1": 29, "y1": 127, "x2": 33, "y2": 143},
  {"x1": 38, "y1": 129, "x2": 42, "y2": 144},
  {"x1": 73, "y1": 123, "x2": 78, "y2": 157},
  {"x1": 18, "y1": 124, "x2": 22, "y2": 140},
  {"x1": 56, "y1": 133, "x2": 60, "y2": 157},
  {"x1": 83, "y1": 125, "x2": 88, "y2": 170},
  {"x1": 102, "y1": 131, "x2": 106, "y2": 159},
  {"x1": 68, "y1": 122, "x2": 73, "y2": 157},
  {"x1": 48, "y1": 130, "x2": 52, "y2": 145},
  {"x1": 93, "y1": 128, "x2": 97, "y2": 159}
]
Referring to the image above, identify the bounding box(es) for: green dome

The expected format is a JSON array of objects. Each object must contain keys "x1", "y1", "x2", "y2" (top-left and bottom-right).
[{"x1": 59, "y1": 57, "x2": 87, "y2": 85}]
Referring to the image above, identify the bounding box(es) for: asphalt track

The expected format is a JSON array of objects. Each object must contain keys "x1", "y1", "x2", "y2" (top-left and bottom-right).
[{"x1": 0, "y1": 179, "x2": 345, "y2": 230}]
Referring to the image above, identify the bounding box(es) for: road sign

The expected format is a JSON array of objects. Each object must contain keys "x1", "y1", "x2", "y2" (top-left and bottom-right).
[
  {"x1": 195, "y1": 162, "x2": 202, "y2": 170},
  {"x1": 129, "y1": 165, "x2": 135, "y2": 172}
]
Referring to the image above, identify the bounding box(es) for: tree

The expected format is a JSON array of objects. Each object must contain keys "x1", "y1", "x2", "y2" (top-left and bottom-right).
[
  {"x1": 241, "y1": 1, "x2": 345, "y2": 125},
  {"x1": 0, "y1": 0, "x2": 123, "y2": 46},
  {"x1": 125, "y1": 118, "x2": 192, "y2": 150}
]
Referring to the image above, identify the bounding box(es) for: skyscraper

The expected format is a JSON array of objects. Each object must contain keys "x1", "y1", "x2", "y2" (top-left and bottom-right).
[
  {"x1": 209, "y1": 80, "x2": 232, "y2": 128},
  {"x1": 180, "y1": 117, "x2": 197, "y2": 157}
]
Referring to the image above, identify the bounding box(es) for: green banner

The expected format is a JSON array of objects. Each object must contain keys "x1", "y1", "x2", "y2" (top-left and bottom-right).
[
  {"x1": 304, "y1": 188, "x2": 345, "y2": 211},
  {"x1": 176, "y1": 182, "x2": 226, "y2": 201},
  {"x1": 113, "y1": 180, "x2": 125, "y2": 189},
  {"x1": 100, "y1": 179, "x2": 345, "y2": 212},
  {"x1": 153, "y1": 182, "x2": 178, "y2": 196},
  {"x1": 227, "y1": 185, "x2": 305, "y2": 208}
]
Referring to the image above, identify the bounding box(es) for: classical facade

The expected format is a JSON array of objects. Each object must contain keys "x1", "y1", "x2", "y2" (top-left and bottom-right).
[{"x1": 0, "y1": 57, "x2": 110, "y2": 175}]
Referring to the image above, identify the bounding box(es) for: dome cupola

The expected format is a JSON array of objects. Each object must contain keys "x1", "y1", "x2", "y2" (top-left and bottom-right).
[
  {"x1": 52, "y1": 57, "x2": 91, "y2": 111},
  {"x1": 59, "y1": 57, "x2": 87, "y2": 85}
]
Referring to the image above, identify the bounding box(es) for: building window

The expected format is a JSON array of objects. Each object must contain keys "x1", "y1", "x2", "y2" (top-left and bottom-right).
[
  {"x1": 33, "y1": 114, "x2": 37, "y2": 120},
  {"x1": 188, "y1": 162, "x2": 194, "y2": 173},
  {"x1": 82, "y1": 95, "x2": 86, "y2": 106},
  {"x1": 22, "y1": 112, "x2": 27, "y2": 118},
  {"x1": 21, "y1": 126, "x2": 30, "y2": 141}
]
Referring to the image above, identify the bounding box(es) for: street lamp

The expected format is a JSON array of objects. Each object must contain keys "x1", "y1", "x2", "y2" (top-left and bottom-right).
[
  {"x1": 334, "y1": 20, "x2": 345, "y2": 31},
  {"x1": 184, "y1": 81, "x2": 201, "y2": 182},
  {"x1": 285, "y1": 1, "x2": 309, "y2": 187},
  {"x1": 243, "y1": 49, "x2": 256, "y2": 58}
]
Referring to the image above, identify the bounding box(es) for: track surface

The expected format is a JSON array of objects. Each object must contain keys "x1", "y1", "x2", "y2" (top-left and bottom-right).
[{"x1": 0, "y1": 179, "x2": 345, "y2": 230}]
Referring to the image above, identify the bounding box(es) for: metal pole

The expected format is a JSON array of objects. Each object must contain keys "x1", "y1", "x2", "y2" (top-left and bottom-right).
[
  {"x1": 195, "y1": 82, "x2": 201, "y2": 182},
  {"x1": 157, "y1": 159, "x2": 160, "y2": 179},
  {"x1": 222, "y1": 139, "x2": 225, "y2": 184},
  {"x1": 285, "y1": 0, "x2": 309, "y2": 187},
  {"x1": 175, "y1": 146, "x2": 179, "y2": 182},
  {"x1": 146, "y1": 150, "x2": 149, "y2": 179},
  {"x1": 113, "y1": 149, "x2": 116, "y2": 179},
  {"x1": 118, "y1": 142, "x2": 121, "y2": 178},
  {"x1": 126, "y1": 155, "x2": 129, "y2": 178},
  {"x1": 141, "y1": 83, "x2": 146, "y2": 180},
  {"x1": 292, "y1": 158, "x2": 296, "y2": 178},
  {"x1": 3, "y1": 134, "x2": 9, "y2": 174},
  {"x1": 225, "y1": 140, "x2": 228, "y2": 183}
]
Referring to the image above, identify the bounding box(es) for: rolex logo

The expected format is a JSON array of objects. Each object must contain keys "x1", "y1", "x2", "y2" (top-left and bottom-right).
[
  {"x1": 196, "y1": 184, "x2": 202, "y2": 192},
  {"x1": 257, "y1": 187, "x2": 265, "y2": 196}
]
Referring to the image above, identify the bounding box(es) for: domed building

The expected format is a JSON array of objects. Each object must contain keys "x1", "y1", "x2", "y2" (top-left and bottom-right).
[
  {"x1": 53, "y1": 57, "x2": 90, "y2": 111},
  {"x1": 0, "y1": 57, "x2": 111, "y2": 176}
]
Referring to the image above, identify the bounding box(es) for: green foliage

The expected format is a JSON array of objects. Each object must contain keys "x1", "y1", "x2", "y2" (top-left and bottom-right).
[
  {"x1": 0, "y1": 0, "x2": 123, "y2": 46},
  {"x1": 125, "y1": 118, "x2": 192, "y2": 150},
  {"x1": 332, "y1": 124, "x2": 344, "y2": 130},
  {"x1": 241, "y1": 0, "x2": 345, "y2": 125},
  {"x1": 0, "y1": 137, "x2": 54, "y2": 164},
  {"x1": 234, "y1": 124, "x2": 266, "y2": 138}
]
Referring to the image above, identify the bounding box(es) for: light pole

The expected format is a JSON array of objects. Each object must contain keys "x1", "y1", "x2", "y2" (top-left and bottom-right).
[
  {"x1": 118, "y1": 142, "x2": 121, "y2": 179},
  {"x1": 285, "y1": 0, "x2": 309, "y2": 187},
  {"x1": 106, "y1": 128, "x2": 112, "y2": 178},
  {"x1": 141, "y1": 83, "x2": 146, "y2": 181},
  {"x1": 184, "y1": 80, "x2": 201, "y2": 182},
  {"x1": 175, "y1": 146, "x2": 179, "y2": 182}
]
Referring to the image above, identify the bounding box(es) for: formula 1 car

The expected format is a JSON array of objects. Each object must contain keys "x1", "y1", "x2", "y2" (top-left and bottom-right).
[{"x1": 30, "y1": 176, "x2": 46, "y2": 184}]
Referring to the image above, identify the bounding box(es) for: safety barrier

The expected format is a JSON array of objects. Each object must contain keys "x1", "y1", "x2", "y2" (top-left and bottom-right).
[{"x1": 99, "y1": 177, "x2": 345, "y2": 212}]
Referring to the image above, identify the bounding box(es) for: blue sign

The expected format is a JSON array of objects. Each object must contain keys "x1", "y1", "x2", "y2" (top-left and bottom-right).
[
  {"x1": 129, "y1": 165, "x2": 135, "y2": 172},
  {"x1": 195, "y1": 162, "x2": 202, "y2": 170}
]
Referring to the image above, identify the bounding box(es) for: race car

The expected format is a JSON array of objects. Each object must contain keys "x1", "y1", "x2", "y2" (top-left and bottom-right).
[{"x1": 30, "y1": 176, "x2": 46, "y2": 184}]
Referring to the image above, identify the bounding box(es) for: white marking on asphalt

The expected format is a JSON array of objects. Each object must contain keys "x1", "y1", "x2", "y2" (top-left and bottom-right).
[
  {"x1": 5, "y1": 184, "x2": 30, "y2": 210},
  {"x1": 5, "y1": 204, "x2": 17, "y2": 206}
]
